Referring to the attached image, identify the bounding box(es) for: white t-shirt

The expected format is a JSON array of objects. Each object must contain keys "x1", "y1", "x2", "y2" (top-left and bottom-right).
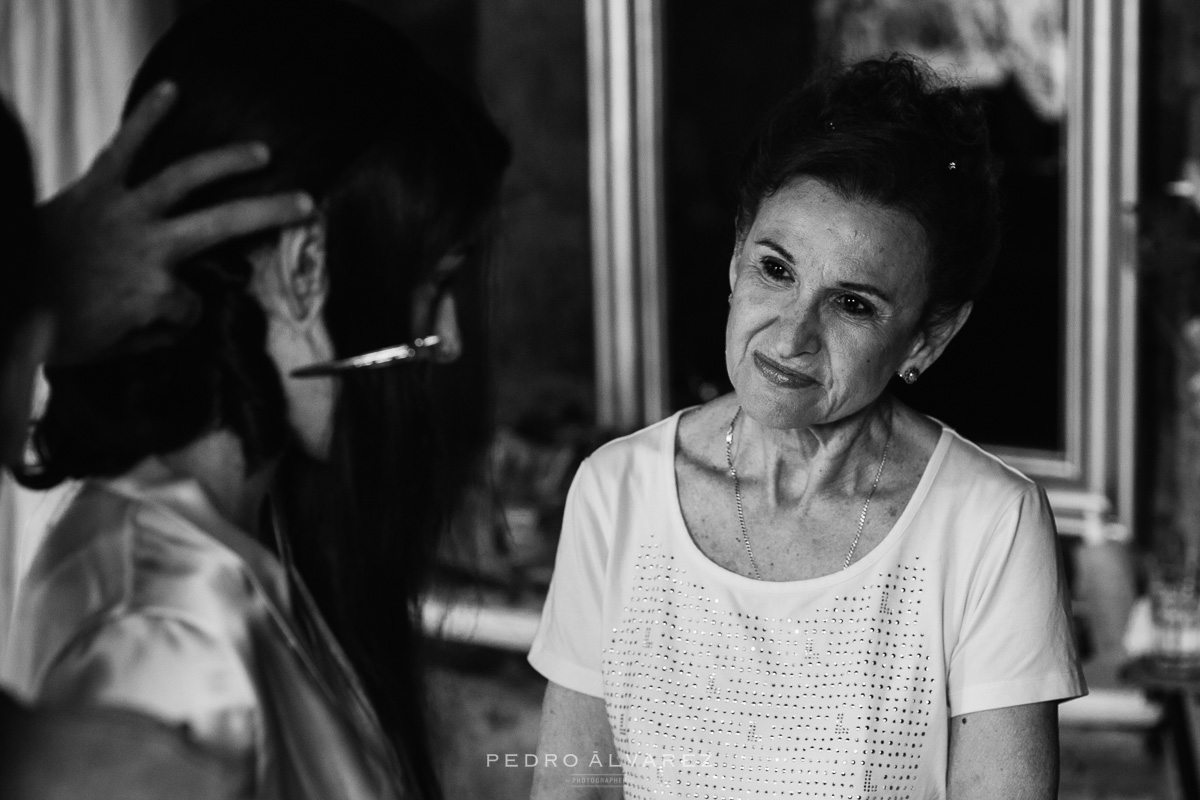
[{"x1": 529, "y1": 411, "x2": 1085, "y2": 800}]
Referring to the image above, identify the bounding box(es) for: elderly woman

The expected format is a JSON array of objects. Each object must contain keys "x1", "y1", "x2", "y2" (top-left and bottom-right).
[{"x1": 529, "y1": 56, "x2": 1084, "y2": 800}]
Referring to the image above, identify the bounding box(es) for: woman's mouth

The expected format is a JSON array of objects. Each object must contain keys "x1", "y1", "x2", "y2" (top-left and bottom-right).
[{"x1": 753, "y1": 352, "x2": 820, "y2": 389}]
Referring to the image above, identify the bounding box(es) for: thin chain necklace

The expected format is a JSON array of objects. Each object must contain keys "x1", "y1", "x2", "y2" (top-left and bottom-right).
[{"x1": 724, "y1": 407, "x2": 893, "y2": 580}]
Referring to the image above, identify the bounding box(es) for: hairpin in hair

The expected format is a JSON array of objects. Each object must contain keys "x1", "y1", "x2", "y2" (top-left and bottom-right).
[{"x1": 290, "y1": 336, "x2": 441, "y2": 377}]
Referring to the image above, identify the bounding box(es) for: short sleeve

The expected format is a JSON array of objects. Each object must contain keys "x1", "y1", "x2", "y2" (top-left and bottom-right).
[
  {"x1": 36, "y1": 612, "x2": 259, "y2": 761},
  {"x1": 947, "y1": 486, "x2": 1086, "y2": 715},
  {"x1": 528, "y1": 458, "x2": 610, "y2": 698}
]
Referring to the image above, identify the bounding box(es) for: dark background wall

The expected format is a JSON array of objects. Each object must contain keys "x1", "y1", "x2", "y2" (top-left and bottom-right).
[
  {"x1": 475, "y1": 0, "x2": 593, "y2": 431},
  {"x1": 347, "y1": 0, "x2": 594, "y2": 434}
]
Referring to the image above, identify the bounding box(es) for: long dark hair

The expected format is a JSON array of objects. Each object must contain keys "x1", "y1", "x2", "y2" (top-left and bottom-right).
[{"x1": 19, "y1": 3, "x2": 509, "y2": 798}]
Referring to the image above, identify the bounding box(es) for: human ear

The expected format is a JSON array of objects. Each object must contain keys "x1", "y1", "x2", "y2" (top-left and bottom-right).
[
  {"x1": 276, "y1": 222, "x2": 328, "y2": 326},
  {"x1": 901, "y1": 301, "x2": 973, "y2": 375}
]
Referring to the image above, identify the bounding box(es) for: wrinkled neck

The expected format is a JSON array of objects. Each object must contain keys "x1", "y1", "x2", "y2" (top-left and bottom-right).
[{"x1": 733, "y1": 397, "x2": 893, "y2": 504}]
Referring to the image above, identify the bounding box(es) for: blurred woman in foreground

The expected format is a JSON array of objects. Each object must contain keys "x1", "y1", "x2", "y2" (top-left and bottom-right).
[
  {"x1": 11, "y1": 2, "x2": 509, "y2": 798},
  {"x1": 0, "y1": 51, "x2": 314, "y2": 800}
]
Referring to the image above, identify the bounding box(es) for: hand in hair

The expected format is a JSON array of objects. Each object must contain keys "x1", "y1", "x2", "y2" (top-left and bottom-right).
[{"x1": 38, "y1": 81, "x2": 315, "y2": 365}]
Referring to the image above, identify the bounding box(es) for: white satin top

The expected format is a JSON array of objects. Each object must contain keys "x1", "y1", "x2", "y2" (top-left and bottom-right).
[{"x1": 9, "y1": 458, "x2": 404, "y2": 800}]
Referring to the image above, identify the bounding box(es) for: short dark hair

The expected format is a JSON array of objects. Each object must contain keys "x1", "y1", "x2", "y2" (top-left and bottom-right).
[{"x1": 734, "y1": 54, "x2": 1001, "y2": 328}]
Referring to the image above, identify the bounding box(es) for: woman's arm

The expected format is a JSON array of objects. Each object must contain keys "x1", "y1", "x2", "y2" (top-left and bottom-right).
[
  {"x1": 947, "y1": 701, "x2": 1058, "y2": 800},
  {"x1": 531, "y1": 682, "x2": 622, "y2": 800}
]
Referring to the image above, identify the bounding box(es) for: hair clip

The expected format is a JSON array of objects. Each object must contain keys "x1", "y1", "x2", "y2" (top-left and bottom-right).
[
  {"x1": 290, "y1": 336, "x2": 441, "y2": 377},
  {"x1": 947, "y1": 161, "x2": 957, "y2": 171}
]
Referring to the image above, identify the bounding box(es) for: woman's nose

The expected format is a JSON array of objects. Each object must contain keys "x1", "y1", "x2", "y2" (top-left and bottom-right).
[{"x1": 778, "y1": 300, "x2": 822, "y2": 356}]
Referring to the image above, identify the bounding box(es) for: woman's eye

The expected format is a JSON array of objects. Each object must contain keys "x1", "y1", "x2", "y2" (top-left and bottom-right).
[
  {"x1": 836, "y1": 294, "x2": 874, "y2": 316},
  {"x1": 759, "y1": 257, "x2": 791, "y2": 282}
]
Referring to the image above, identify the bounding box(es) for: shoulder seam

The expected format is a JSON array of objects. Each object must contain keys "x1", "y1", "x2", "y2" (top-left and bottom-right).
[{"x1": 942, "y1": 429, "x2": 1039, "y2": 489}]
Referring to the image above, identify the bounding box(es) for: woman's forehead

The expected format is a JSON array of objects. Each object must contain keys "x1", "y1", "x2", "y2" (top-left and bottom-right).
[{"x1": 753, "y1": 179, "x2": 925, "y2": 256}]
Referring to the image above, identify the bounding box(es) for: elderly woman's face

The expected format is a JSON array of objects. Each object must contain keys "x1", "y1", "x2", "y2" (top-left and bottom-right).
[{"x1": 726, "y1": 177, "x2": 930, "y2": 429}]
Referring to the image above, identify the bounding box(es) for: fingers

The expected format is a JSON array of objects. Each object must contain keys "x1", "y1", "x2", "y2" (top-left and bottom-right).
[
  {"x1": 96, "y1": 82, "x2": 178, "y2": 177},
  {"x1": 163, "y1": 193, "x2": 316, "y2": 260},
  {"x1": 139, "y1": 142, "x2": 271, "y2": 210}
]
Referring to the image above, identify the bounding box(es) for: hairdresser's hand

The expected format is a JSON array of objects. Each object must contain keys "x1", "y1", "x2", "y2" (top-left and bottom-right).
[{"x1": 38, "y1": 81, "x2": 315, "y2": 365}]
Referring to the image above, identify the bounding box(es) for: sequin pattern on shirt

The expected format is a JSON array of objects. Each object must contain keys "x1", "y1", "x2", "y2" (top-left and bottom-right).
[{"x1": 603, "y1": 540, "x2": 933, "y2": 800}]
